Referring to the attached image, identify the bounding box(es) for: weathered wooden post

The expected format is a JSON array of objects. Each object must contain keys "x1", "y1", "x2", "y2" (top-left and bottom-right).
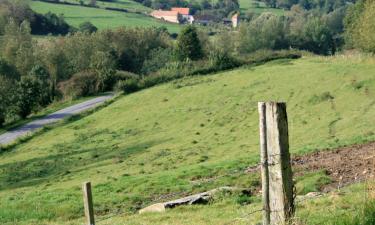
[
  {"x1": 82, "y1": 182, "x2": 95, "y2": 225},
  {"x1": 258, "y1": 102, "x2": 270, "y2": 225},
  {"x1": 258, "y1": 102, "x2": 294, "y2": 225}
]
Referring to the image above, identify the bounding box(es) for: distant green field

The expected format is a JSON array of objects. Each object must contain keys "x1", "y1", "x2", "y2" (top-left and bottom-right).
[
  {"x1": 62, "y1": 0, "x2": 152, "y2": 12},
  {"x1": 239, "y1": 0, "x2": 285, "y2": 15},
  {"x1": 30, "y1": 1, "x2": 181, "y2": 33},
  {"x1": 0, "y1": 55, "x2": 374, "y2": 224}
]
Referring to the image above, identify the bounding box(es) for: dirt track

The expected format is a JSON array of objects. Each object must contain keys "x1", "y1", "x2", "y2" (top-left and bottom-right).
[
  {"x1": 246, "y1": 142, "x2": 375, "y2": 191},
  {"x1": 293, "y1": 142, "x2": 375, "y2": 191}
]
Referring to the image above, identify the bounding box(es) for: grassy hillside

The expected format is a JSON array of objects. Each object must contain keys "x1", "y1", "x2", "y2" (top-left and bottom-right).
[
  {"x1": 0, "y1": 55, "x2": 374, "y2": 224},
  {"x1": 62, "y1": 0, "x2": 152, "y2": 12},
  {"x1": 239, "y1": 0, "x2": 285, "y2": 15},
  {"x1": 30, "y1": 1, "x2": 181, "y2": 33}
]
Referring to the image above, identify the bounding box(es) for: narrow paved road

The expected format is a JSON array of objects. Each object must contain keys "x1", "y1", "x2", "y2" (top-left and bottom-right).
[{"x1": 0, "y1": 95, "x2": 113, "y2": 146}]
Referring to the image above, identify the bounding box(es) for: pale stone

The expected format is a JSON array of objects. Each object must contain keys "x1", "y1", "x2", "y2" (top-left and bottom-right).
[{"x1": 139, "y1": 203, "x2": 166, "y2": 214}]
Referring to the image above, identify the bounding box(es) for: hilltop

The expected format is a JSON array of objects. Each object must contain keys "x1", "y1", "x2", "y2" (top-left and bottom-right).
[{"x1": 0, "y1": 55, "x2": 374, "y2": 224}]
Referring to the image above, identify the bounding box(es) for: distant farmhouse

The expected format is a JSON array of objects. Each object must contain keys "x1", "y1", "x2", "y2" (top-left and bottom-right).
[
  {"x1": 150, "y1": 7, "x2": 194, "y2": 24},
  {"x1": 171, "y1": 7, "x2": 194, "y2": 23},
  {"x1": 150, "y1": 10, "x2": 180, "y2": 23},
  {"x1": 150, "y1": 8, "x2": 239, "y2": 28}
]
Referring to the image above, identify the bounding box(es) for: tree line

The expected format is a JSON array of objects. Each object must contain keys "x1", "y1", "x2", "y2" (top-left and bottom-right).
[
  {"x1": 260, "y1": 0, "x2": 354, "y2": 12},
  {"x1": 0, "y1": 0, "x2": 98, "y2": 36}
]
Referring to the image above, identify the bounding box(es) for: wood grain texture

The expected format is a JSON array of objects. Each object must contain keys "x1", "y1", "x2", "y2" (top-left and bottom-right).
[
  {"x1": 258, "y1": 102, "x2": 270, "y2": 225},
  {"x1": 82, "y1": 182, "x2": 95, "y2": 225}
]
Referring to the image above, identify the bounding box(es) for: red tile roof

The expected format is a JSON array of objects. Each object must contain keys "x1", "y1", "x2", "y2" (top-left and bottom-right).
[{"x1": 171, "y1": 7, "x2": 190, "y2": 15}]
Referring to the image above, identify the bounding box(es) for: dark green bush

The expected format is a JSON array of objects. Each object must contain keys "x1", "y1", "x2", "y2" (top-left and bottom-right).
[
  {"x1": 208, "y1": 50, "x2": 240, "y2": 71},
  {"x1": 115, "y1": 77, "x2": 140, "y2": 94},
  {"x1": 141, "y1": 47, "x2": 175, "y2": 74},
  {"x1": 78, "y1": 21, "x2": 97, "y2": 34},
  {"x1": 107, "y1": 70, "x2": 140, "y2": 91},
  {"x1": 58, "y1": 70, "x2": 99, "y2": 99},
  {"x1": 17, "y1": 76, "x2": 43, "y2": 118}
]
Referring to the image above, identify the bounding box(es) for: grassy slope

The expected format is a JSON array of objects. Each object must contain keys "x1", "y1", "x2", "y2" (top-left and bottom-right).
[
  {"x1": 0, "y1": 56, "x2": 374, "y2": 224},
  {"x1": 63, "y1": 0, "x2": 152, "y2": 12},
  {"x1": 239, "y1": 0, "x2": 285, "y2": 15},
  {"x1": 30, "y1": 1, "x2": 181, "y2": 33}
]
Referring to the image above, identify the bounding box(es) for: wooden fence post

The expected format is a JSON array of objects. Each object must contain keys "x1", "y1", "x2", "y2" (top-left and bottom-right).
[
  {"x1": 82, "y1": 182, "x2": 95, "y2": 225},
  {"x1": 258, "y1": 102, "x2": 270, "y2": 225},
  {"x1": 258, "y1": 102, "x2": 294, "y2": 225}
]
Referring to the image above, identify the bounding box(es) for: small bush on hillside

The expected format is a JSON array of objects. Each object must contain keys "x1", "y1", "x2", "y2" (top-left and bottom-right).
[
  {"x1": 58, "y1": 71, "x2": 99, "y2": 99},
  {"x1": 115, "y1": 77, "x2": 140, "y2": 94},
  {"x1": 208, "y1": 49, "x2": 240, "y2": 71},
  {"x1": 110, "y1": 70, "x2": 140, "y2": 92},
  {"x1": 78, "y1": 21, "x2": 97, "y2": 34}
]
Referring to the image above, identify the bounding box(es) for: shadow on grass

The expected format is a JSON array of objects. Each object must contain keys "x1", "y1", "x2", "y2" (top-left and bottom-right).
[{"x1": 0, "y1": 138, "x2": 168, "y2": 190}]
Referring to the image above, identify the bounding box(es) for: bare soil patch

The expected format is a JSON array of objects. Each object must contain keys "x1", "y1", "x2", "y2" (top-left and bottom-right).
[
  {"x1": 246, "y1": 142, "x2": 375, "y2": 192},
  {"x1": 293, "y1": 142, "x2": 375, "y2": 192}
]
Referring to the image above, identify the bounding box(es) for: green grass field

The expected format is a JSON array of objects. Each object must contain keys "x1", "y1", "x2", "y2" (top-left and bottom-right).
[
  {"x1": 30, "y1": 1, "x2": 181, "y2": 33},
  {"x1": 239, "y1": 0, "x2": 285, "y2": 15},
  {"x1": 0, "y1": 55, "x2": 374, "y2": 224},
  {"x1": 63, "y1": 0, "x2": 152, "y2": 12}
]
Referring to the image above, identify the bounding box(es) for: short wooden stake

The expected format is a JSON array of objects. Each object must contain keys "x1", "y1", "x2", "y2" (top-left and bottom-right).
[
  {"x1": 82, "y1": 182, "x2": 95, "y2": 225},
  {"x1": 258, "y1": 102, "x2": 294, "y2": 225}
]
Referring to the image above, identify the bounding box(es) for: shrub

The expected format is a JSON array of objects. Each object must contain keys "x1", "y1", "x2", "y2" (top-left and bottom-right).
[
  {"x1": 17, "y1": 76, "x2": 42, "y2": 118},
  {"x1": 141, "y1": 47, "x2": 175, "y2": 74},
  {"x1": 78, "y1": 21, "x2": 98, "y2": 34},
  {"x1": 58, "y1": 71, "x2": 99, "y2": 99},
  {"x1": 176, "y1": 25, "x2": 203, "y2": 61},
  {"x1": 208, "y1": 49, "x2": 240, "y2": 71},
  {"x1": 115, "y1": 77, "x2": 140, "y2": 94},
  {"x1": 0, "y1": 59, "x2": 19, "y2": 80}
]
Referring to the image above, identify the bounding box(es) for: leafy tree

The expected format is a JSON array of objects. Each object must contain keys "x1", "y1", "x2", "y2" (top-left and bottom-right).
[
  {"x1": 109, "y1": 27, "x2": 170, "y2": 73},
  {"x1": 141, "y1": 47, "x2": 175, "y2": 74},
  {"x1": 17, "y1": 75, "x2": 42, "y2": 118},
  {"x1": 89, "y1": 50, "x2": 117, "y2": 91},
  {"x1": 31, "y1": 12, "x2": 72, "y2": 35},
  {"x1": 238, "y1": 13, "x2": 288, "y2": 53},
  {"x1": 28, "y1": 65, "x2": 52, "y2": 106},
  {"x1": 299, "y1": 17, "x2": 334, "y2": 55},
  {"x1": 0, "y1": 76, "x2": 16, "y2": 126},
  {"x1": 176, "y1": 25, "x2": 203, "y2": 60},
  {"x1": 79, "y1": 21, "x2": 98, "y2": 34},
  {"x1": 345, "y1": 0, "x2": 375, "y2": 53},
  {"x1": 0, "y1": 58, "x2": 19, "y2": 80},
  {"x1": 1, "y1": 19, "x2": 34, "y2": 76}
]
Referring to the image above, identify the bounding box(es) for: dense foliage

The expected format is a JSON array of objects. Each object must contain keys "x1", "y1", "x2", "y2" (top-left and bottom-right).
[
  {"x1": 238, "y1": 7, "x2": 338, "y2": 55},
  {"x1": 261, "y1": 0, "x2": 354, "y2": 11},
  {"x1": 176, "y1": 26, "x2": 203, "y2": 60},
  {"x1": 0, "y1": 0, "x2": 73, "y2": 35},
  {"x1": 344, "y1": 0, "x2": 375, "y2": 53}
]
